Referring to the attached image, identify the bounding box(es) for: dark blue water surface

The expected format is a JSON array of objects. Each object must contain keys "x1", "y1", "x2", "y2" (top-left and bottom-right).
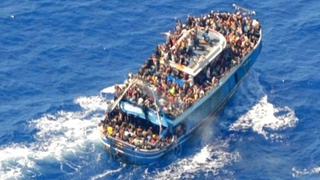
[{"x1": 1, "y1": 0, "x2": 320, "y2": 179}]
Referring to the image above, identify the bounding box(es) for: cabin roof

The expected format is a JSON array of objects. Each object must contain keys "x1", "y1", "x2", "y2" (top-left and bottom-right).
[{"x1": 163, "y1": 30, "x2": 227, "y2": 77}]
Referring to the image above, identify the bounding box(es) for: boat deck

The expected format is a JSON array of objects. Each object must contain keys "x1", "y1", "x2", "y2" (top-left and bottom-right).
[{"x1": 98, "y1": 6, "x2": 262, "y2": 164}]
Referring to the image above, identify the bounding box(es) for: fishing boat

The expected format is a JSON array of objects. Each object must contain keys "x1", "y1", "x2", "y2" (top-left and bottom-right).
[{"x1": 98, "y1": 4, "x2": 262, "y2": 165}]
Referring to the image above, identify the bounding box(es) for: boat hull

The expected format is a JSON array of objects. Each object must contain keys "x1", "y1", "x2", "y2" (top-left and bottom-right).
[
  {"x1": 177, "y1": 35, "x2": 263, "y2": 135},
  {"x1": 100, "y1": 33, "x2": 263, "y2": 165},
  {"x1": 100, "y1": 134, "x2": 184, "y2": 165}
]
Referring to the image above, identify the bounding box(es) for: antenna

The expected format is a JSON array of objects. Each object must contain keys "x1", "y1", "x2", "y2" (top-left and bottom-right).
[{"x1": 232, "y1": 4, "x2": 256, "y2": 15}]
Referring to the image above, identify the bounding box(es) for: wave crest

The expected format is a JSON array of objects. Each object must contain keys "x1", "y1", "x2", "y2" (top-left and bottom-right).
[
  {"x1": 146, "y1": 143, "x2": 239, "y2": 180},
  {"x1": 230, "y1": 95, "x2": 298, "y2": 139},
  {"x1": 0, "y1": 95, "x2": 109, "y2": 180},
  {"x1": 292, "y1": 166, "x2": 320, "y2": 178}
]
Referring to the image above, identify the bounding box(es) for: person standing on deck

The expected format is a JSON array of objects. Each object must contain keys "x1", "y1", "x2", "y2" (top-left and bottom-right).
[
  {"x1": 184, "y1": 75, "x2": 194, "y2": 87},
  {"x1": 161, "y1": 30, "x2": 173, "y2": 47}
]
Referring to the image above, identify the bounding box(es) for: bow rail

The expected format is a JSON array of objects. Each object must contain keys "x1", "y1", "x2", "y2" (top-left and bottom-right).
[{"x1": 232, "y1": 4, "x2": 256, "y2": 15}]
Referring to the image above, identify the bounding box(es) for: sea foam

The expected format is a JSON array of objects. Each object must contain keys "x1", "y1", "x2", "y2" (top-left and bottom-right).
[
  {"x1": 148, "y1": 143, "x2": 239, "y2": 180},
  {"x1": 226, "y1": 71, "x2": 299, "y2": 140},
  {"x1": 292, "y1": 166, "x2": 320, "y2": 178},
  {"x1": 0, "y1": 90, "x2": 111, "y2": 180},
  {"x1": 230, "y1": 95, "x2": 298, "y2": 139}
]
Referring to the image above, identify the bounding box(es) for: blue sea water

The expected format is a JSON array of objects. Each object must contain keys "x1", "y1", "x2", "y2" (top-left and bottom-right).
[{"x1": 1, "y1": 0, "x2": 320, "y2": 179}]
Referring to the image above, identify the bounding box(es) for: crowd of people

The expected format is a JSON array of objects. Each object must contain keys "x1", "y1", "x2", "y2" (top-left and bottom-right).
[
  {"x1": 99, "y1": 107, "x2": 175, "y2": 150},
  {"x1": 100, "y1": 10, "x2": 261, "y2": 150},
  {"x1": 120, "y1": 10, "x2": 261, "y2": 118}
]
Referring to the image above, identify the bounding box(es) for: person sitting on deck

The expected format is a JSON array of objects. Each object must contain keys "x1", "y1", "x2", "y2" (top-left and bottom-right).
[
  {"x1": 142, "y1": 128, "x2": 148, "y2": 137},
  {"x1": 132, "y1": 137, "x2": 143, "y2": 147},
  {"x1": 123, "y1": 129, "x2": 130, "y2": 142},
  {"x1": 150, "y1": 134, "x2": 158, "y2": 144},
  {"x1": 107, "y1": 125, "x2": 113, "y2": 136},
  {"x1": 206, "y1": 66, "x2": 212, "y2": 80}
]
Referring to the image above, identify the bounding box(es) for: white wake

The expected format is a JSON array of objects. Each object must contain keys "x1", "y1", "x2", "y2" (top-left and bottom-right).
[
  {"x1": 148, "y1": 143, "x2": 240, "y2": 180},
  {"x1": 223, "y1": 71, "x2": 299, "y2": 140},
  {"x1": 0, "y1": 71, "x2": 301, "y2": 179},
  {"x1": 230, "y1": 95, "x2": 298, "y2": 139},
  {"x1": 292, "y1": 166, "x2": 320, "y2": 178},
  {"x1": 0, "y1": 94, "x2": 110, "y2": 180}
]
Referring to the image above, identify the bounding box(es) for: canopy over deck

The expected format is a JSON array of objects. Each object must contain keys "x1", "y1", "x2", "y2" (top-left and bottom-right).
[{"x1": 119, "y1": 101, "x2": 169, "y2": 127}]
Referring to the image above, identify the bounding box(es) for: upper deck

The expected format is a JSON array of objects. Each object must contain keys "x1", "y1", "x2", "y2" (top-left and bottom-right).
[
  {"x1": 99, "y1": 5, "x2": 262, "y2": 158},
  {"x1": 162, "y1": 30, "x2": 227, "y2": 77}
]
